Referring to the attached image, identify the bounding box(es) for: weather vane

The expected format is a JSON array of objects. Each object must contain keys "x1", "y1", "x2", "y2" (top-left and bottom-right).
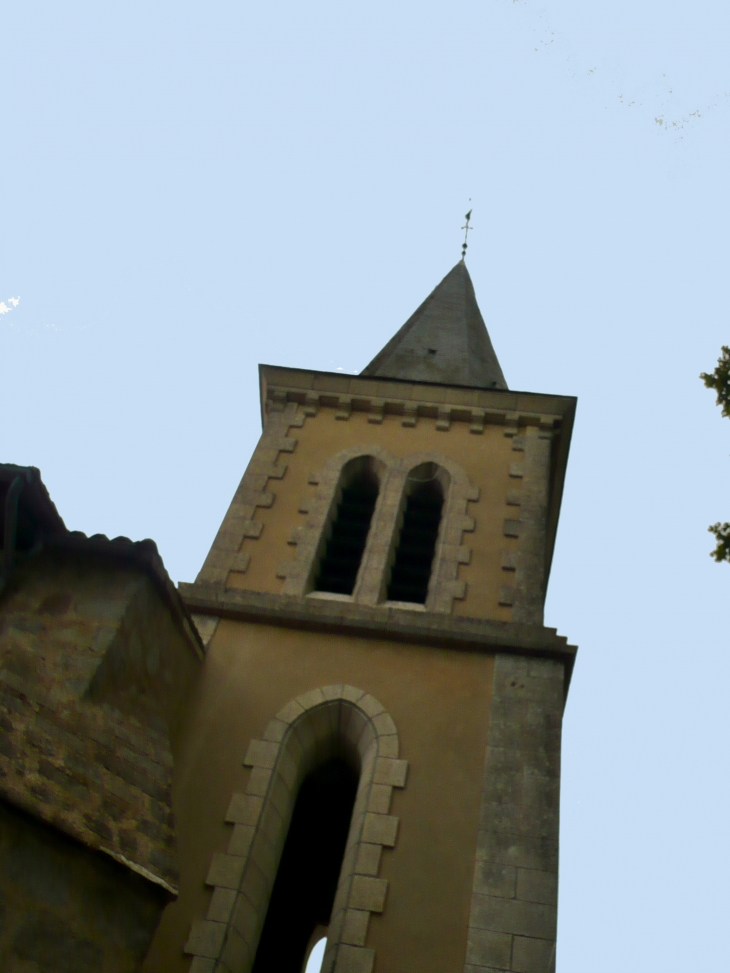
[{"x1": 461, "y1": 204, "x2": 473, "y2": 260}]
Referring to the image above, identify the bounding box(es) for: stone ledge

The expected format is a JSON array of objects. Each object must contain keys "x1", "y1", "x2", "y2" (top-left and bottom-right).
[{"x1": 178, "y1": 583, "x2": 578, "y2": 691}]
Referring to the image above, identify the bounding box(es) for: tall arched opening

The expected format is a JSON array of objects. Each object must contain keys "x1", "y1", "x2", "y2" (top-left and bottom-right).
[
  {"x1": 251, "y1": 756, "x2": 359, "y2": 973},
  {"x1": 185, "y1": 687, "x2": 408, "y2": 973}
]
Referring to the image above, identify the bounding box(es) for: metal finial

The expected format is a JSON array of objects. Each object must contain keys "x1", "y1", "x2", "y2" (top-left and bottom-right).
[{"x1": 461, "y1": 205, "x2": 473, "y2": 260}]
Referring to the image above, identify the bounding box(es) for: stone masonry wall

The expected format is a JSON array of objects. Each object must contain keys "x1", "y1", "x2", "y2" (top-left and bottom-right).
[
  {"x1": 465, "y1": 655, "x2": 563, "y2": 973},
  {"x1": 0, "y1": 547, "x2": 201, "y2": 894}
]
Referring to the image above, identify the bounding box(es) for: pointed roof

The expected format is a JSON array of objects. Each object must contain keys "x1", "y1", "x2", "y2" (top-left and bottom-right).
[{"x1": 361, "y1": 261, "x2": 507, "y2": 390}]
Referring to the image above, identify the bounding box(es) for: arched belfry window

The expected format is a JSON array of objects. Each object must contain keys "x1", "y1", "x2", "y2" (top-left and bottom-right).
[
  {"x1": 252, "y1": 757, "x2": 358, "y2": 973},
  {"x1": 387, "y1": 463, "x2": 446, "y2": 605},
  {"x1": 314, "y1": 457, "x2": 380, "y2": 596}
]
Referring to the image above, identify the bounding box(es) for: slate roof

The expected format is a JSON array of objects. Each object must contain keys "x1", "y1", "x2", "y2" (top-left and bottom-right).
[{"x1": 361, "y1": 260, "x2": 508, "y2": 390}]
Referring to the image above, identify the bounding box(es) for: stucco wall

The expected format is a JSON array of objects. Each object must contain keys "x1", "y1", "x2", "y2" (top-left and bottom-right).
[
  {"x1": 143, "y1": 619, "x2": 494, "y2": 973},
  {"x1": 224, "y1": 406, "x2": 520, "y2": 623}
]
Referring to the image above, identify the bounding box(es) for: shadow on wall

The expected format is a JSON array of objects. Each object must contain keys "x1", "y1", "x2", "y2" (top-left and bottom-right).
[{"x1": 0, "y1": 798, "x2": 169, "y2": 973}]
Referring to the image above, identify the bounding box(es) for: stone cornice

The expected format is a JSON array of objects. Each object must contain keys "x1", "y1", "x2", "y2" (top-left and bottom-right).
[
  {"x1": 179, "y1": 582, "x2": 578, "y2": 693},
  {"x1": 258, "y1": 364, "x2": 576, "y2": 431}
]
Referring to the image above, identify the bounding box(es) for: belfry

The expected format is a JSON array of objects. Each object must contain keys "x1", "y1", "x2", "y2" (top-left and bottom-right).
[
  {"x1": 0, "y1": 259, "x2": 576, "y2": 973},
  {"x1": 172, "y1": 259, "x2": 577, "y2": 973}
]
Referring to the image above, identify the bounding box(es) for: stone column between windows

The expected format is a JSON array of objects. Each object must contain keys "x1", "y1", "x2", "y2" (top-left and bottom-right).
[
  {"x1": 354, "y1": 470, "x2": 406, "y2": 606},
  {"x1": 465, "y1": 654, "x2": 563, "y2": 973}
]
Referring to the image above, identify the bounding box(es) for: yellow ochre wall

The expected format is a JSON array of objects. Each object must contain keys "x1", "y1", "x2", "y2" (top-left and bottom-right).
[
  {"x1": 142, "y1": 620, "x2": 494, "y2": 973},
  {"x1": 226, "y1": 406, "x2": 518, "y2": 623}
]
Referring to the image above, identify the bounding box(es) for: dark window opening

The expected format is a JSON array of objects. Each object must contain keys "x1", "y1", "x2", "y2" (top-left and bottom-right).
[
  {"x1": 251, "y1": 758, "x2": 359, "y2": 973},
  {"x1": 314, "y1": 470, "x2": 379, "y2": 596},
  {"x1": 387, "y1": 479, "x2": 444, "y2": 604}
]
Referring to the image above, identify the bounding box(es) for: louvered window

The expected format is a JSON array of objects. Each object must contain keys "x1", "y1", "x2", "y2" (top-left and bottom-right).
[
  {"x1": 387, "y1": 479, "x2": 444, "y2": 604},
  {"x1": 314, "y1": 470, "x2": 379, "y2": 596}
]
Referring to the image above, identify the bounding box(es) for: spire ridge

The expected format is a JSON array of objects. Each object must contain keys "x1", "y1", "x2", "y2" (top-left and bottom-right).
[{"x1": 361, "y1": 261, "x2": 507, "y2": 390}]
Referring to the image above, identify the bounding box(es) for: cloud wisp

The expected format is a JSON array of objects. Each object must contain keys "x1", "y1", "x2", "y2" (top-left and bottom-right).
[{"x1": 0, "y1": 297, "x2": 20, "y2": 316}]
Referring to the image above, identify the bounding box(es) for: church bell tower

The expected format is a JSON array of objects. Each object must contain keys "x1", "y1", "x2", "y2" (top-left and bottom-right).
[{"x1": 147, "y1": 261, "x2": 577, "y2": 973}]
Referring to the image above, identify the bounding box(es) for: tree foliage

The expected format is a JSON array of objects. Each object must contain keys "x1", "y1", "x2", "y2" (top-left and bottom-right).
[
  {"x1": 700, "y1": 345, "x2": 730, "y2": 418},
  {"x1": 708, "y1": 522, "x2": 730, "y2": 563},
  {"x1": 701, "y1": 346, "x2": 730, "y2": 563}
]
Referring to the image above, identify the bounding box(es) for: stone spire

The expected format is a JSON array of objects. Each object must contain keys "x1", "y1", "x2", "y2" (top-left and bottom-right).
[{"x1": 361, "y1": 260, "x2": 508, "y2": 390}]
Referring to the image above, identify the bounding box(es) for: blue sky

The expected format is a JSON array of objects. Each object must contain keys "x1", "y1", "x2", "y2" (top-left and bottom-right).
[{"x1": 3, "y1": 2, "x2": 729, "y2": 970}]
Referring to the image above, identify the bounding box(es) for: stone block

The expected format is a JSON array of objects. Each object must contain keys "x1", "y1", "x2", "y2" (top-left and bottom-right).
[
  {"x1": 239, "y1": 859, "x2": 269, "y2": 909},
  {"x1": 402, "y1": 403, "x2": 418, "y2": 427},
  {"x1": 516, "y1": 868, "x2": 557, "y2": 906},
  {"x1": 227, "y1": 824, "x2": 255, "y2": 857},
  {"x1": 436, "y1": 407, "x2": 451, "y2": 430},
  {"x1": 184, "y1": 920, "x2": 226, "y2": 959},
  {"x1": 206, "y1": 852, "x2": 246, "y2": 890},
  {"x1": 349, "y1": 876, "x2": 388, "y2": 913},
  {"x1": 246, "y1": 767, "x2": 273, "y2": 797},
  {"x1": 276, "y1": 436, "x2": 298, "y2": 452},
  {"x1": 476, "y1": 829, "x2": 558, "y2": 872},
  {"x1": 362, "y1": 813, "x2": 398, "y2": 847},
  {"x1": 335, "y1": 944, "x2": 375, "y2": 973},
  {"x1": 479, "y1": 800, "x2": 557, "y2": 840},
  {"x1": 243, "y1": 739, "x2": 279, "y2": 769},
  {"x1": 499, "y1": 586, "x2": 515, "y2": 607},
  {"x1": 219, "y1": 926, "x2": 252, "y2": 971},
  {"x1": 367, "y1": 783, "x2": 392, "y2": 814},
  {"x1": 277, "y1": 750, "x2": 299, "y2": 791},
  {"x1": 465, "y1": 929, "x2": 512, "y2": 970},
  {"x1": 371, "y1": 711, "x2": 397, "y2": 737},
  {"x1": 354, "y1": 842, "x2": 382, "y2": 876},
  {"x1": 191, "y1": 614, "x2": 219, "y2": 647},
  {"x1": 297, "y1": 687, "x2": 327, "y2": 710},
  {"x1": 242, "y1": 521, "x2": 264, "y2": 539},
  {"x1": 473, "y1": 861, "x2": 517, "y2": 899},
  {"x1": 190, "y1": 958, "x2": 216, "y2": 973},
  {"x1": 377, "y1": 734, "x2": 399, "y2": 758},
  {"x1": 249, "y1": 831, "x2": 279, "y2": 880},
  {"x1": 263, "y1": 718, "x2": 288, "y2": 743},
  {"x1": 373, "y1": 757, "x2": 408, "y2": 788},
  {"x1": 207, "y1": 887, "x2": 237, "y2": 923},
  {"x1": 358, "y1": 694, "x2": 385, "y2": 718},
  {"x1": 469, "y1": 893, "x2": 556, "y2": 940},
  {"x1": 511, "y1": 935, "x2": 555, "y2": 973},
  {"x1": 277, "y1": 699, "x2": 305, "y2": 724},
  {"x1": 503, "y1": 519, "x2": 521, "y2": 538},
  {"x1": 231, "y1": 890, "x2": 262, "y2": 945},
  {"x1": 225, "y1": 793, "x2": 263, "y2": 827},
  {"x1": 342, "y1": 908, "x2": 370, "y2": 945},
  {"x1": 337, "y1": 395, "x2": 354, "y2": 415}
]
